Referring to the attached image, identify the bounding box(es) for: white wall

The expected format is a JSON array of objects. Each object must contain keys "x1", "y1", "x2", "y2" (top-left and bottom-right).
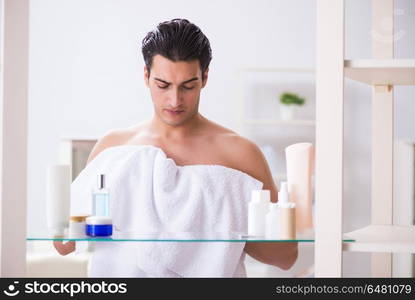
[{"x1": 27, "y1": 0, "x2": 415, "y2": 277}]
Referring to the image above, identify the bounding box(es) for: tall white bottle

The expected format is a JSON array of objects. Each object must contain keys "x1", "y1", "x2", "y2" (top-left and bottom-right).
[
  {"x1": 248, "y1": 190, "x2": 270, "y2": 236},
  {"x1": 46, "y1": 164, "x2": 71, "y2": 236},
  {"x1": 265, "y1": 203, "x2": 280, "y2": 239},
  {"x1": 285, "y1": 143, "x2": 314, "y2": 233}
]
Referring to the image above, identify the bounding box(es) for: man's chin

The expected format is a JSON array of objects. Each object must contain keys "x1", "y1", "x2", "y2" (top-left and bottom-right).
[{"x1": 161, "y1": 116, "x2": 187, "y2": 127}]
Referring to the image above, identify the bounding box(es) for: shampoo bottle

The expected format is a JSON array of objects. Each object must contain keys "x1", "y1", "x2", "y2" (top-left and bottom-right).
[
  {"x1": 277, "y1": 181, "x2": 296, "y2": 240},
  {"x1": 248, "y1": 190, "x2": 270, "y2": 236}
]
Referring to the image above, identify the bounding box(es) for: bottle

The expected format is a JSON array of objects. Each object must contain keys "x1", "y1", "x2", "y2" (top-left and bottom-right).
[
  {"x1": 248, "y1": 190, "x2": 270, "y2": 236},
  {"x1": 265, "y1": 203, "x2": 280, "y2": 239},
  {"x1": 285, "y1": 143, "x2": 314, "y2": 233},
  {"x1": 277, "y1": 181, "x2": 296, "y2": 239},
  {"x1": 92, "y1": 174, "x2": 110, "y2": 217},
  {"x1": 46, "y1": 165, "x2": 71, "y2": 237}
]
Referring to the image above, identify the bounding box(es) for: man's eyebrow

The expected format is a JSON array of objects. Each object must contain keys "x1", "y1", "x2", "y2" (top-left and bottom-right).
[
  {"x1": 154, "y1": 77, "x2": 199, "y2": 85},
  {"x1": 154, "y1": 78, "x2": 170, "y2": 84},
  {"x1": 181, "y1": 77, "x2": 199, "y2": 84}
]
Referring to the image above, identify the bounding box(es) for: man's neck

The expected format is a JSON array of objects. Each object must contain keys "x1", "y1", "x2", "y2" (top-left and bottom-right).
[{"x1": 150, "y1": 113, "x2": 205, "y2": 140}]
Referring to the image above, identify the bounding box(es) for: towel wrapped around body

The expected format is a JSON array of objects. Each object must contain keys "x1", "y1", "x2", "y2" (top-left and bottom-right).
[{"x1": 70, "y1": 145, "x2": 263, "y2": 277}]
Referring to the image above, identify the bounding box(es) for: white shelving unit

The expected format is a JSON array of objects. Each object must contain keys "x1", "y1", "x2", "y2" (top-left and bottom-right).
[
  {"x1": 0, "y1": 0, "x2": 29, "y2": 277},
  {"x1": 316, "y1": 0, "x2": 415, "y2": 277},
  {"x1": 343, "y1": 225, "x2": 415, "y2": 253},
  {"x1": 345, "y1": 59, "x2": 415, "y2": 85}
]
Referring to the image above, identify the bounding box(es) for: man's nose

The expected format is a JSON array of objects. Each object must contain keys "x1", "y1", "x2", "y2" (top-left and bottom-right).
[{"x1": 167, "y1": 88, "x2": 182, "y2": 107}]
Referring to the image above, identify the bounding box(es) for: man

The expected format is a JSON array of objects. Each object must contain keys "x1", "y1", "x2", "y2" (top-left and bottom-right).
[{"x1": 54, "y1": 18, "x2": 298, "y2": 271}]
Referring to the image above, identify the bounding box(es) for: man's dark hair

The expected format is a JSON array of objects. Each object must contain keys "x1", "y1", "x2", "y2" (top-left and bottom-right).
[{"x1": 142, "y1": 18, "x2": 212, "y2": 76}]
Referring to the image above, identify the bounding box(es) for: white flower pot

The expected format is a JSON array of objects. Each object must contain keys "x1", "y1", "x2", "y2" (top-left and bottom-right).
[{"x1": 280, "y1": 105, "x2": 295, "y2": 121}]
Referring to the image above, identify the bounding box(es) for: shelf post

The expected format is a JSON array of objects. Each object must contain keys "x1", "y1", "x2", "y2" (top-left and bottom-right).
[
  {"x1": 371, "y1": 0, "x2": 394, "y2": 278},
  {"x1": 315, "y1": 0, "x2": 345, "y2": 277},
  {"x1": 0, "y1": 0, "x2": 29, "y2": 276}
]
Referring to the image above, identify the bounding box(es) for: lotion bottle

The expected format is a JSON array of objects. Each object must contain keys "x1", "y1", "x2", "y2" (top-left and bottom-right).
[
  {"x1": 277, "y1": 181, "x2": 296, "y2": 239},
  {"x1": 248, "y1": 190, "x2": 270, "y2": 236},
  {"x1": 285, "y1": 143, "x2": 314, "y2": 233}
]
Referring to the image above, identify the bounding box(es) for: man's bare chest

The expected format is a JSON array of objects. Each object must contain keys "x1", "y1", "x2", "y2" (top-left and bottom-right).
[{"x1": 123, "y1": 137, "x2": 230, "y2": 167}]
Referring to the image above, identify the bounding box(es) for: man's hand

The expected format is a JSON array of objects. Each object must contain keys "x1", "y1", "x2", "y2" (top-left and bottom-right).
[
  {"x1": 53, "y1": 241, "x2": 76, "y2": 256},
  {"x1": 244, "y1": 242, "x2": 298, "y2": 270}
]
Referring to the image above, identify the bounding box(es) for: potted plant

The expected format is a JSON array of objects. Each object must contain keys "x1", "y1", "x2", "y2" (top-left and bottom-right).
[{"x1": 279, "y1": 92, "x2": 305, "y2": 121}]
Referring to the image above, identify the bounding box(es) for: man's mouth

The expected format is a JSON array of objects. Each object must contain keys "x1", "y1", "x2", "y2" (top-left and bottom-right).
[{"x1": 164, "y1": 109, "x2": 184, "y2": 115}]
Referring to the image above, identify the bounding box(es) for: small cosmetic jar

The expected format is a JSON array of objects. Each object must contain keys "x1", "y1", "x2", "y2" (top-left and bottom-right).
[
  {"x1": 86, "y1": 216, "x2": 113, "y2": 237},
  {"x1": 68, "y1": 215, "x2": 89, "y2": 238}
]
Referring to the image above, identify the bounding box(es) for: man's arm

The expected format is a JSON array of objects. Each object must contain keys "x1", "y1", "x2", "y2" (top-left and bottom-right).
[{"x1": 227, "y1": 136, "x2": 298, "y2": 270}]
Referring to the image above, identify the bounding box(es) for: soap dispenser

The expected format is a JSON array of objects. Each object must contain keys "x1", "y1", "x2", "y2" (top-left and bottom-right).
[{"x1": 277, "y1": 181, "x2": 296, "y2": 240}]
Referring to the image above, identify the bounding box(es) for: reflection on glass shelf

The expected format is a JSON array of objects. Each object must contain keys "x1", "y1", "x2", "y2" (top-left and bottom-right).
[{"x1": 27, "y1": 231, "x2": 355, "y2": 243}]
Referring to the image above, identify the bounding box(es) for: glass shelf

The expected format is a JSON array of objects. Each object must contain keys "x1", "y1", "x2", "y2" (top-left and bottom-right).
[{"x1": 27, "y1": 231, "x2": 356, "y2": 243}]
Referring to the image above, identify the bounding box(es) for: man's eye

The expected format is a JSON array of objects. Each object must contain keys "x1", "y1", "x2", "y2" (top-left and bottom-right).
[
  {"x1": 157, "y1": 85, "x2": 169, "y2": 89},
  {"x1": 182, "y1": 86, "x2": 194, "y2": 90}
]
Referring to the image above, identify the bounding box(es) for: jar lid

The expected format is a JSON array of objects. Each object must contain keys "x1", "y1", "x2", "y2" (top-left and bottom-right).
[
  {"x1": 70, "y1": 215, "x2": 90, "y2": 222},
  {"x1": 86, "y1": 216, "x2": 112, "y2": 225}
]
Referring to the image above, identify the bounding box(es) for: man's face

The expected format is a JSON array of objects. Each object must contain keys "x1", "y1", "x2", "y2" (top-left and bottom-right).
[{"x1": 144, "y1": 54, "x2": 208, "y2": 127}]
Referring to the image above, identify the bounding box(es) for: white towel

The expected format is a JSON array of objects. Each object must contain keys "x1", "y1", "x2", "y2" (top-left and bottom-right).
[{"x1": 70, "y1": 145, "x2": 263, "y2": 277}]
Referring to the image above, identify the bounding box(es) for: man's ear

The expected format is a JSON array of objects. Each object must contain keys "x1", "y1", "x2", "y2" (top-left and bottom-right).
[
  {"x1": 201, "y1": 68, "x2": 209, "y2": 88},
  {"x1": 144, "y1": 66, "x2": 150, "y2": 87}
]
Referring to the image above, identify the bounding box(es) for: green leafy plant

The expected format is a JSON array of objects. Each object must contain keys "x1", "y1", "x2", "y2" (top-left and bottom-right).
[{"x1": 279, "y1": 92, "x2": 305, "y2": 106}]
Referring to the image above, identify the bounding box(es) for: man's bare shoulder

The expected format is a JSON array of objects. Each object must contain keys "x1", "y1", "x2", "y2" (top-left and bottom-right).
[
  {"x1": 215, "y1": 132, "x2": 278, "y2": 202},
  {"x1": 217, "y1": 133, "x2": 263, "y2": 165},
  {"x1": 202, "y1": 118, "x2": 260, "y2": 159}
]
